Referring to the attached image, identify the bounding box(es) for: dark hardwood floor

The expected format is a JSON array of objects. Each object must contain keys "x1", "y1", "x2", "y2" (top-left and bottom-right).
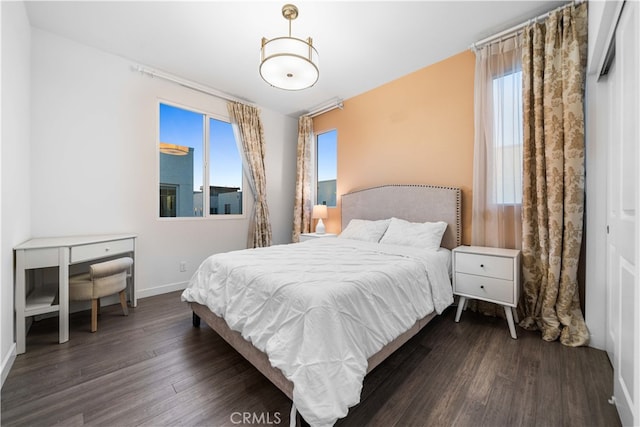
[{"x1": 2, "y1": 291, "x2": 620, "y2": 427}]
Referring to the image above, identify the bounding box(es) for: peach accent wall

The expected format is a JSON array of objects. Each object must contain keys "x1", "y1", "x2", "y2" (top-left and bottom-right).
[{"x1": 313, "y1": 50, "x2": 475, "y2": 244}]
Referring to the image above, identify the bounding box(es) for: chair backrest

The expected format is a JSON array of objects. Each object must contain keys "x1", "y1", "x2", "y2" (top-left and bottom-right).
[{"x1": 90, "y1": 257, "x2": 133, "y2": 279}]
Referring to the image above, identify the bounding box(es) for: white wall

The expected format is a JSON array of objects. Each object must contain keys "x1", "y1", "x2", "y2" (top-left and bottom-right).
[
  {"x1": 262, "y1": 107, "x2": 298, "y2": 244},
  {"x1": 0, "y1": 18, "x2": 296, "y2": 380},
  {"x1": 29, "y1": 28, "x2": 298, "y2": 299},
  {"x1": 585, "y1": 75, "x2": 608, "y2": 351},
  {"x1": 584, "y1": 0, "x2": 623, "y2": 351},
  {"x1": 1, "y1": 1, "x2": 32, "y2": 385}
]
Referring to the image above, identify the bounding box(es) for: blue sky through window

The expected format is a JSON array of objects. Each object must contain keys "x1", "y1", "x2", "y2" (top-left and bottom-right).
[
  {"x1": 210, "y1": 117, "x2": 242, "y2": 188},
  {"x1": 317, "y1": 129, "x2": 337, "y2": 206},
  {"x1": 317, "y1": 130, "x2": 337, "y2": 182},
  {"x1": 492, "y1": 71, "x2": 523, "y2": 204},
  {"x1": 159, "y1": 103, "x2": 242, "y2": 190}
]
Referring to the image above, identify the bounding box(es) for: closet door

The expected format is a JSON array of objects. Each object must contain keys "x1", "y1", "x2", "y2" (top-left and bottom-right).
[
  {"x1": 606, "y1": 1, "x2": 639, "y2": 425},
  {"x1": 605, "y1": 58, "x2": 617, "y2": 367}
]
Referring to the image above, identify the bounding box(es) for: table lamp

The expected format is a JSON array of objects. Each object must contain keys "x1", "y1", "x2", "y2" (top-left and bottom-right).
[{"x1": 312, "y1": 205, "x2": 328, "y2": 234}]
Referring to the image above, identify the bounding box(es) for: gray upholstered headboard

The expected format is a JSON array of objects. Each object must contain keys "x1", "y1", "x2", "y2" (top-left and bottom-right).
[{"x1": 341, "y1": 184, "x2": 462, "y2": 250}]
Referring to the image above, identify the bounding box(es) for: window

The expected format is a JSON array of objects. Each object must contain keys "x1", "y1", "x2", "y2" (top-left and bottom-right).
[
  {"x1": 159, "y1": 185, "x2": 177, "y2": 217},
  {"x1": 159, "y1": 103, "x2": 243, "y2": 218},
  {"x1": 209, "y1": 117, "x2": 243, "y2": 215},
  {"x1": 316, "y1": 130, "x2": 337, "y2": 207},
  {"x1": 492, "y1": 71, "x2": 523, "y2": 204}
]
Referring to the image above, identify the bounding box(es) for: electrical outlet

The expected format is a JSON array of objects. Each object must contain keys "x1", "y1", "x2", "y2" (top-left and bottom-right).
[{"x1": 180, "y1": 261, "x2": 187, "y2": 272}]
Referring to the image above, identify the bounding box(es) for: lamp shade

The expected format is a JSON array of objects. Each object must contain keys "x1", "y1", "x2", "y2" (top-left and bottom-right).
[
  {"x1": 312, "y1": 204, "x2": 328, "y2": 234},
  {"x1": 260, "y1": 4, "x2": 319, "y2": 91},
  {"x1": 312, "y1": 204, "x2": 328, "y2": 219},
  {"x1": 260, "y1": 37, "x2": 319, "y2": 90}
]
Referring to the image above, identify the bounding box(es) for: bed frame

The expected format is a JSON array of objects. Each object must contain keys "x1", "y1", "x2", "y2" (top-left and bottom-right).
[{"x1": 190, "y1": 184, "x2": 461, "y2": 402}]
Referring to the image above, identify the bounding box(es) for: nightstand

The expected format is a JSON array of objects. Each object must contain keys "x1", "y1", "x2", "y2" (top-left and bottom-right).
[
  {"x1": 452, "y1": 245, "x2": 521, "y2": 339},
  {"x1": 298, "y1": 233, "x2": 337, "y2": 242}
]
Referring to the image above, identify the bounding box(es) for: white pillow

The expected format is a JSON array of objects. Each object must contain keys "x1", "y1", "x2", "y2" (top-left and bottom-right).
[
  {"x1": 379, "y1": 217, "x2": 448, "y2": 250},
  {"x1": 338, "y1": 219, "x2": 391, "y2": 242}
]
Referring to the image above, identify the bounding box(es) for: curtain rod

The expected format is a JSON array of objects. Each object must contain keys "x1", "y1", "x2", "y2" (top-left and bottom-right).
[
  {"x1": 132, "y1": 65, "x2": 254, "y2": 106},
  {"x1": 135, "y1": 64, "x2": 339, "y2": 116},
  {"x1": 470, "y1": 0, "x2": 584, "y2": 51},
  {"x1": 307, "y1": 99, "x2": 344, "y2": 118}
]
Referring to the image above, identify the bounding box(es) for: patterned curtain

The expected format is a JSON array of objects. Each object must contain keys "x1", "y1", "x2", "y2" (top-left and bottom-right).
[
  {"x1": 227, "y1": 102, "x2": 272, "y2": 248},
  {"x1": 520, "y1": 3, "x2": 589, "y2": 347},
  {"x1": 292, "y1": 116, "x2": 313, "y2": 243}
]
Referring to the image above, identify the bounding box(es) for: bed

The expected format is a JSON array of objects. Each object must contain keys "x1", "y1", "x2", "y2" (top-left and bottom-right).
[{"x1": 181, "y1": 184, "x2": 461, "y2": 426}]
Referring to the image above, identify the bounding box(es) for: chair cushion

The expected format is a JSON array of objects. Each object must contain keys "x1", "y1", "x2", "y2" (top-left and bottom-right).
[
  {"x1": 69, "y1": 273, "x2": 93, "y2": 301},
  {"x1": 92, "y1": 270, "x2": 128, "y2": 298}
]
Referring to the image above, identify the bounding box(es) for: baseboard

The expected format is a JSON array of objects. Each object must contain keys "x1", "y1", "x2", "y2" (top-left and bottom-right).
[
  {"x1": 1, "y1": 343, "x2": 17, "y2": 389},
  {"x1": 136, "y1": 281, "x2": 188, "y2": 300}
]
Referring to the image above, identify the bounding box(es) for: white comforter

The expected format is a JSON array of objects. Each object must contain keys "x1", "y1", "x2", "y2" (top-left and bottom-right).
[{"x1": 181, "y1": 238, "x2": 453, "y2": 426}]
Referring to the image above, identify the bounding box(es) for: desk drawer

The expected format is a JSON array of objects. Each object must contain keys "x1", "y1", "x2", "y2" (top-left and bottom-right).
[
  {"x1": 455, "y1": 272, "x2": 515, "y2": 305},
  {"x1": 71, "y1": 239, "x2": 134, "y2": 263},
  {"x1": 455, "y1": 252, "x2": 513, "y2": 281},
  {"x1": 21, "y1": 248, "x2": 60, "y2": 269}
]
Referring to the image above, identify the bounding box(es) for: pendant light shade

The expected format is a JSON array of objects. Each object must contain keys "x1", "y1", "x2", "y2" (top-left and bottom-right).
[
  {"x1": 159, "y1": 142, "x2": 189, "y2": 156},
  {"x1": 260, "y1": 4, "x2": 319, "y2": 91}
]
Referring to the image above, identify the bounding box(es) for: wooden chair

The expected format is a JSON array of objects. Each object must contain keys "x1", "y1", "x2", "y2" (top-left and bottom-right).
[{"x1": 69, "y1": 257, "x2": 133, "y2": 332}]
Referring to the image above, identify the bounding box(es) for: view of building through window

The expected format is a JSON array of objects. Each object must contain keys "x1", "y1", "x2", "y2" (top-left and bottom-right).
[
  {"x1": 316, "y1": 129, "x2": 337, "y2": 207},
  {"x1": 159, "y1": 103, "x2": 243, "y2": 217}
]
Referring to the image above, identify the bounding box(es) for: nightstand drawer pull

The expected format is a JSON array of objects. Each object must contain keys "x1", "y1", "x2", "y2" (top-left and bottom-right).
[{"x1": 455, "y1": 253, "x2": 513, "y2": 280}]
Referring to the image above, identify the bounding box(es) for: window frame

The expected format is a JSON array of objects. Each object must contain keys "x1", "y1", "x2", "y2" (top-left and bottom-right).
[
  {"x1": 314, "y1": 128, "x2": 338, "y2": 208},
  {"x1": 157, "y1": 100, "x2": 246, "y2": 221}
]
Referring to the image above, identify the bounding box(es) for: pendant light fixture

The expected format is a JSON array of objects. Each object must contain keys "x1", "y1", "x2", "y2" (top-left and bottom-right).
[
  {"x1": 159, "y1": 142, "x2": 189, "y2": 156},
  {"x1": 260, "y1": 4, "x2": 319, "y2": 91}
]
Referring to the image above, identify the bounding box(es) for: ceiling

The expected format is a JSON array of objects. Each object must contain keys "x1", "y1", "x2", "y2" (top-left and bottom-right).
[{"x1": 24, "y1": 1, "x2": 567, "y2": 117}]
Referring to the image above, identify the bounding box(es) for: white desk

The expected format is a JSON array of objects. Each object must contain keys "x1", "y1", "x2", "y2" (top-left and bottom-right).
[{"x1": 14, "y1": 233, "x2": 137, "y2": 354}]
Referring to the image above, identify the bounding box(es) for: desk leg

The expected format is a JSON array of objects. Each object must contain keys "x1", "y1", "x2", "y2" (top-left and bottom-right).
[
  {"x1": 130, "y1": 256, "x2": 137, "y2": 308},
  {"x1": 15, "y1": 250, "x2": 27, "y2": 355},
  {"x1": 130, "y1": 243, "x2": 137, "y2": 307},
  {"x1": 58, "y1": 248, "x2": 69, "y2": 344}
]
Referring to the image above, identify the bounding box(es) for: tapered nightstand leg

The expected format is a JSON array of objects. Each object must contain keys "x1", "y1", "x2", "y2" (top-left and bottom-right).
[
  {"x1": 504, "y1": 305, "x2": 517, "y2": 339},
  {"x1": 455, "y1": 296, "x2": 467, "y2": 322}
]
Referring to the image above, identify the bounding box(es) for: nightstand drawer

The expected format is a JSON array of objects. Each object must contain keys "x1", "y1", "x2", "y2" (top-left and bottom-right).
[
  {"x1": 454, "y1": 272, "x2": 515, "y2": 305},
  {"x1": 455, "y1": 252, "x2": 513, "y2": 281}
]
